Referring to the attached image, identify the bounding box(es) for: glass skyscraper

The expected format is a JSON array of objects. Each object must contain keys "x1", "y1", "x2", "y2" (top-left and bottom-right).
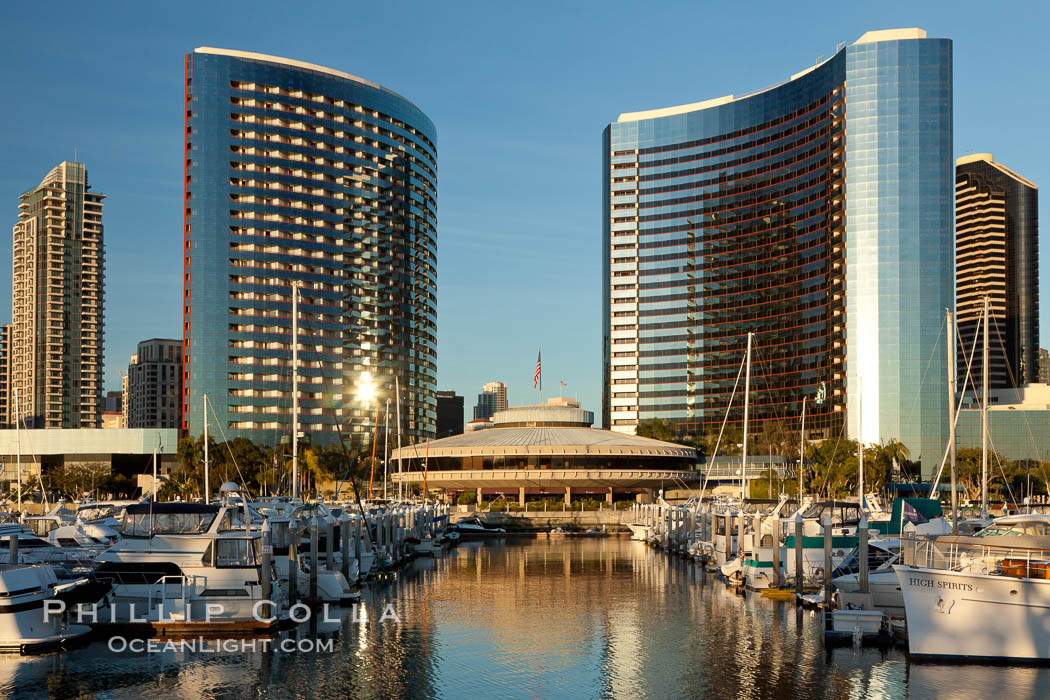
[
  {"x1": 955, "y1": 154, "x2": 1039, "y2": 392},
  {"x1": 602, "y1": 29, "x2": 952, "y2": 477},
  {"x1": 183, "y1": 48, "x2": 437, "y2": 446}
]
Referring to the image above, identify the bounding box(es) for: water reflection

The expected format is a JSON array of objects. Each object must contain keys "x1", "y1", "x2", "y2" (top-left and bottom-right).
[{"x1": 3, "y1": 539, "x2": 1050, "y2": 698}]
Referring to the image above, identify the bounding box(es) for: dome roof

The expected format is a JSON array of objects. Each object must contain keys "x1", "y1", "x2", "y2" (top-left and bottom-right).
[{"x1": 391, "y1": 426, "x2": 695, "y2": 459}]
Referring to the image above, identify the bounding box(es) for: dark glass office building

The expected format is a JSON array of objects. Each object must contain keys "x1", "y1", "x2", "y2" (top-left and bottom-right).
[
  {"x1": 602, "y1": 29, "x2": 953, "y2": 477},
  {"x1": 435, "y1": 390, "x2": 464, "y2": 438},
  {"x1": 183, "y1": 48, "x2": 437, "y2": 445},
  {"x1": 955, "y1": 154, "x2": 1039, "y2": 391}
]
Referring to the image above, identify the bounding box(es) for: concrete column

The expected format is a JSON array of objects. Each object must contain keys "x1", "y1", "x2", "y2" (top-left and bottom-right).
[
  {"x1": 519, "y1": 487, "x2": 526, "y2": 507},
  {"x1": 823, "y1": 514, "x2": 833, "y2": 601},
  {"x1": 859, "y1": 515, "x2": 869, "y2": 591},
  {"x1": 771, "y1": 517, "x2": 781, "y2": 587},
  {"x1": 606, "y1": 488, "x2": 614, "y2": 505},
  {"x1": 564, "y1": 486, "x2": 571, "y2": 508},
  {"x1": 794, "y1": 512, "x2": 804, "y2": 596}
]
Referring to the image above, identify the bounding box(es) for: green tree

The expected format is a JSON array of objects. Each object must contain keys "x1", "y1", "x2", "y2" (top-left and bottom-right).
[
  {"x1": 636, "y1": 418, "x2": 678, "y2": 442},
  {"x1": 881, "y1": 438, "x2": 911, "y2": 482},
  {"x1": 806, "y1": 438, "x2": 860, "y2": 498},
  {"x1": 954, "y1": 447, "x2": 1006, "y2": 503}
]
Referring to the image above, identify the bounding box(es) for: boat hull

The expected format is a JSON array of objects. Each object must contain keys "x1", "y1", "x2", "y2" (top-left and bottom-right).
[
  {"x1": 833, "y1": 571, "x2": 904, "y2": 616},
  {"x1": 626, "y1": 524, "x2": 649, "y2": 542},
  {"x1": 895, "y1": 564, "x2": 1050, "y2": 661}
]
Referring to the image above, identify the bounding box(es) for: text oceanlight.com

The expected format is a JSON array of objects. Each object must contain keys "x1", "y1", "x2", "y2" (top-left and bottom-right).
[{"x1": 109, "y1": 637, "x2": 337, "y2": 654}]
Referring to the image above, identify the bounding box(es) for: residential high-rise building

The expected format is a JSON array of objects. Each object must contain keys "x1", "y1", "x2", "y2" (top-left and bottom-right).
[
  {"x1": 435, "y1": 390, "x2": 464, "y2": 438},
  {"x1": 11, "y1": 162, "x2": 104, "y2": 428},
  {"x1": 103, "y1": 390, "x2": 122, "y2": 414},
  {"x1": 955, "y1": 154, "x2": 1039, "y2": 392},
  {"x1": 1040, "y1": 348, "x2": 1050, "y2": 385},
  {"x1": 602, "y1": 29, "x2": 953, "y2": 477},
  {"x1": 474, "y1": 391, "x2": 497, "y2": 421},
  {"x1": 182, "y1": 48, "x2": 438, "y2": 446},
  {"x1": 126, "y1": 339, "x2": 182, "y2": 429},
  {"x1": 482, "y1": 381, "x2": 508, "y2": 413},
  {"x1": 0, "y1": 324, "x2": 10, "y2": 428}
]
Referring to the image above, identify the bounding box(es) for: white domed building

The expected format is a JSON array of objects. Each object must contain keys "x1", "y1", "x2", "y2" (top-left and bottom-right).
[{"x1": 390, "y1": 398, "x2": 698, "y2": 505}]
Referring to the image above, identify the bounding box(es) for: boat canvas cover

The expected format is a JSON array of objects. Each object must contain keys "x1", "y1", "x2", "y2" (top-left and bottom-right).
[
  {"x1": 124, "y1": 503, "x2": 221, "y2": 515},
  {"x1": 870, "y1": 498, "x2": 943, "y2": 536}
]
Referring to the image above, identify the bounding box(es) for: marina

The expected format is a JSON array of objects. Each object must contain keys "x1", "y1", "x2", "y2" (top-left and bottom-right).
[{"x1": 1, "y1": 537, "x2": 1049, "y2": 698}]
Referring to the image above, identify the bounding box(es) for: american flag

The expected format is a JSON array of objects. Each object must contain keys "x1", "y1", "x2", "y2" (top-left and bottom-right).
[{"x1": 533, "y1": 349, "x2": 542, "y2": 390}]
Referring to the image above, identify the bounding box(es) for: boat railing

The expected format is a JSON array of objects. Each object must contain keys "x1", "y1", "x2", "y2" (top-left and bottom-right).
[
  {"x1": 901, "y1": 536, "x2": 1050, "y2": 579},
  {"x1": 146, "y1": 574, "x2": 205, "y2": 615}
]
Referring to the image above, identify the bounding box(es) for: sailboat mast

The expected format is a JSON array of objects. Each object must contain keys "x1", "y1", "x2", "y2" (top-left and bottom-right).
[
  {"x1": 203, "y1": 393, "x2": 209, "y2": 502},
  {"x1": 396, "y1": 375, "x2": 403, "y2": 500},
  {"x1": 981, "y1": 295, "x2": 989, "y2": 519},
  {"x1": 383, "y1": 399, "x2": 390, "y2": 500},
  {"x1": 947, "y1": 309, "x2": 958, "y2": 534},
  {"x1": 858, "y1": 375, "x2": 864, "y2": 506},
  {"x1": 292, "y1": 282, "x2": 299, "y2": 501},
  {"x1": 799, "y1": 396, "x2": 806, "y2": 498},
  {"x1": 741, "y1": 332, "x2": 752, "y2": 500},
  {"x1": 14, "y1": 387, "x2": 21, "y2": 517}
]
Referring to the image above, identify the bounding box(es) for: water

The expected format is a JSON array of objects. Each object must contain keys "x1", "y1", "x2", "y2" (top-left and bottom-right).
[{"x1": 4, "y1": 538, "x2": 1050, "y2": 699}]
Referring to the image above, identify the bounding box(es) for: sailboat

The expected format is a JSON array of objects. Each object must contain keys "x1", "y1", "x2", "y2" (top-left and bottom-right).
[{"x1": 891, "y1": 297, "x2": 1050, "y2": 660}]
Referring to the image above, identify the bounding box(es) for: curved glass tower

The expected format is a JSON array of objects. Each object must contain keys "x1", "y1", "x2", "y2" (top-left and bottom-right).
[
  {"x1": 183, "y1": 48, "x2": 437, "y2": 446},
  {"x1": 603, "y1": 29, "x2": 952, "y2": 476}
]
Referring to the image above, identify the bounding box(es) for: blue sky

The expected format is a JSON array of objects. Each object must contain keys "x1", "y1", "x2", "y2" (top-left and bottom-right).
[{"x1": 0, "y1": 1, "x2": 1046, "y2": 421}]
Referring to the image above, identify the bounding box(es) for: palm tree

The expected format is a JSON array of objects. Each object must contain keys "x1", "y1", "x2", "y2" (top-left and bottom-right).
[{"x1": 883, "y1": 438, "x2": 911, "y2": 482}]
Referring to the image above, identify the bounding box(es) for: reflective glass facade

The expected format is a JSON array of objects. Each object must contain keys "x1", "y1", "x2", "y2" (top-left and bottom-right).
[
  {"x1": 604, "y1": 30, "x2": 952, "y2": 477},
  {"x1": 183, "y1": 49, "x2": 437, "y2": 445},
  {"x1": 956, "y1": 409, "x2": 1050, "y2": 463},
  {"x1": 955, "y1": 155, "x2": 1039, "y2": 391}
]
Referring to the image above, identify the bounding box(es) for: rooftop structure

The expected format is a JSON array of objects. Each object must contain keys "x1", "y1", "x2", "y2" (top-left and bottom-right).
[{"x1": 392, "y1": 398, "x2": 696, "y2": 504}]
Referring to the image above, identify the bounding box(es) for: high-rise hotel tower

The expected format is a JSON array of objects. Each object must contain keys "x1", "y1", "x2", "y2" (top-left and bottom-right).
[
  {"x1": 602, "y1": 29, "x2": 953, "y2": 476},
  {"x1": 11, "y1": 162, "x2": 105, "y2": 428},
  {"x1": 183, "y1": 48, "x2": 437, "y2": 445}
]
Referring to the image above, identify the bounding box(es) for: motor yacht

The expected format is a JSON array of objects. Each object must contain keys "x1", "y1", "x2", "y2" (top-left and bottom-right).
[
  {"x1": 266, "y1": 511, "x2": 359, "y2": 605},
  {"x1": 89, "y1": 502, "x2": 287, "y2": 636},
  {"x1": 451, "y1": 516, "x2": 506, "y2": 539},
  {"x1": 0, "y1": 563, "x2": 98, "y2": 653},
  {"x1": 895, "y1": 513, "x2": 1050, "y2": 660}
]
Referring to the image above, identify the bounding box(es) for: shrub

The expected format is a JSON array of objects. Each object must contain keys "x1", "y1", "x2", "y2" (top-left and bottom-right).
[{"x1": 457, "y1": 491, "x2": 477, "y2": 505}]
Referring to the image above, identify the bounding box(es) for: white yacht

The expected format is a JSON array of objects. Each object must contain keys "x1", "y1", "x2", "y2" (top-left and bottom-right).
[
  {"x1": 0, "y1": 564, "x2": 95, "y2": 653},
  {"x1": 451, "y1": 516, "x2": 507, "y2": 538},
  {"x1": 626, "y1": 523, "x2": 651, "y2": 542},
  {"x1": 832, "y1": 498, "x2": 953, "y2": 614},
  {"x1": 266, "y1": 511, "x2": 359, "y2": 604},
  {"x1": 895, "y1": 513, "x2": 1050, "y2": 661},
  {"x1": 90, "y1": 502, "x2": 287, "y2": 636},
  {"x1": 830, "y1": 539, "x2": 904, "y2": 615}
]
